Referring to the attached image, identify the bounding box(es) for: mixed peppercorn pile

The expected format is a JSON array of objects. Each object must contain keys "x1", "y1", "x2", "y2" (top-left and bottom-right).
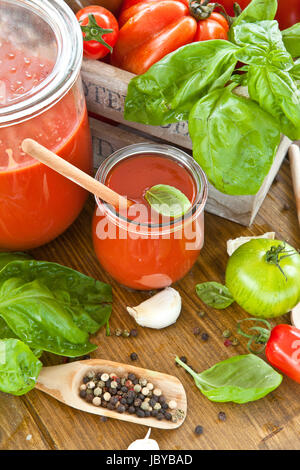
[{"x1": 79, "y1": 369, "x2": 185, "y2": 423}]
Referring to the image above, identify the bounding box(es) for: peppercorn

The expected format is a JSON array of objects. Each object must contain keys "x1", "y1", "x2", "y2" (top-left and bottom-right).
[
  {"x1": 198, "y1": 311, "x2": 205, "y2": 317},
  {"x1": 110, "y1": 381, "x2": 118, "y2": 389},
  {"x1": 142, "y1": 387, "x2": 149, "y2": 396},
  {"x1": 121, "y1": 386, "x2": 128, "y2": 393},
  {"x1": 83, "y1": 375, "x2": 90, "y2": 384},
  {"x1": 93, "y1": 397, "x2": 101, "y2": 406},
  {"x1": 128, "y1": 406, "x2": 135, "y2": 414},
  {"x1": 144, "y1": 410, "x2": 151, "y2": 417},
  {"x1": 107, "y1": 403, "x2": 115, "y2": 410},
  {"x1": 125, "y1": 380, "x2": 133, "y2": 388},
  {"x1": 153, "y1": 388, "x2": 162, "y2": 397},
  {"x1": 122, "y1": 330, "x2": 130, "y2": 338},
  {"x1": 118, "y1": 405, "x2": 126, "y2": 413},
  {"x1": 158, "y1": 395, "x2": 166, "y2": 404},
  {"x1": 86, "y1": 393, "x2": 93, "y2": 403},
  {"x1": 134, "y1": 398, "x2": 142, "y2": 408},
  {"x1": 110, "y1": 388, "x2": 117, "y2": 395},
  {"x1": 195, "y1": 425, "x2": 203, "y2": 435},
  {"x1": 87, "y1": 370, "x2": 95, "y2": 379},
  {"x1": 153, "y1": 402, "x2": 161, "y2": 410},
  {"x1": 232, "y1": 338, "x2": 239, "y2": 346},
  {"x1": 218, "y1": 412, "x2": 227, "y2": 422},
  {"x1": 100, "y1": 416, "x2": 108, "y2": 422},
  {"x1": 165, "y1": 412, "x2": 172, "y2": 420},
  {"x1": 128, "y1": 373, "x2": 136, "y2": 381},
  {"x1": 139, "y1": 378, "x2": 147, "y2": 387},
  {"x1": 134, "y1": 384, "x2": 142, "y2": 393},
  {"x1": 222, "y1": 330, "x2": 231, "y2": 338},
  {"x1": 80, "y1": 384, "x2": 87, "y2": 391},
  {"x1": 168, "y1": 400, "x2": 177, "y2": 410},
  {"x1": 114, "y1": 328, "x2": 122, "y2": 337},
  {"x1": 193, "y1": 327, "x2": 201, "y2": 336},
  {"x1": 162, "y1": 403, "x2": 169, "y2": 410},
  {"x1": 141, "y1": 401, "x2": 150, "y2": 411},
  {"x1": 149, "y1": 398, "x2": 157, "y2": 407},
  {"x1": 130, "y1": 352, "x2": 138, "y2": 361},
  {"x1": 101, "y1": 373, "x2": 109, "y2": 382},
  {"x1": 136, "y1": 409, "x2": 145, "y2": 418},
  {"x1": 94, "y1": 387, "x2": 102, "y2": 397},
  {"x1": 224, "y1": 339, "x2": 232, "y2": 347},
  {"x1": 79, "y1": 390, "x2": 87, "y2": 399},
  {"x1": 146, "y1": 382, "x2": 154, "y2": 391},
  {"x1": 120, "y1": 398, "x2": 127, "y2": 405},
  {"x1": 103, "y1": 392, "x2": 111, "y2": 401},
  {"x1": 130, "y1": 329, "x2": 138, "y2": 337},
  {"x1": 110, "y1": 397, "x2": 118, "y2": 405},
  {"x1": 151, "y1": 409, "x2": 158, "y2": 417},
  {"x1": 157, "y1": 413, "x2": 164, "y2": 421},
  {"x1": 179, "y1": 356, "x2": 187, "y2": 364},
  {"x1": 87, "y1": 381, "x2": 96, "y2": 389},
  {"x1": 201, "y1": 333, "x2": 209, "y2": 341},
  {"x1": 97, "y1": 380, "x2": 105, "y2": 388}
]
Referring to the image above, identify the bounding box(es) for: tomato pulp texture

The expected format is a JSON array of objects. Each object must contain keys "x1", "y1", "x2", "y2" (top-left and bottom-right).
[
  {"x1": 0, "y1": 41, "x2": 92, "y2": 250},
  {"x1": 92, "y1": 153, "x2": 204, "y2": 290}
]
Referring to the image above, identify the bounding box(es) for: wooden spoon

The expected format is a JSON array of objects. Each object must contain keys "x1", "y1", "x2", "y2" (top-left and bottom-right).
[
  {"x1": 35, "y1": 359, "x2": 187, "y2": 429},
  {"x1": 21, "y1": 138, "x2": 132, "y2": 210},
  {"x1": 289, "y1": 144, "x2": 300, "y2": 227}
]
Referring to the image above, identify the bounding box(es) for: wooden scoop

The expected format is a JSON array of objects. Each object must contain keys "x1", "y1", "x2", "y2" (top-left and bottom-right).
[
  {"x1": 21, "y1": 138, "x2": 132, "y2": 210},
  {"x1": 35, "y1": 359, "x2": 187, "y2": 430},
  {"x1": 289, "y1": 144, "x2": 300, "y2": 227}
]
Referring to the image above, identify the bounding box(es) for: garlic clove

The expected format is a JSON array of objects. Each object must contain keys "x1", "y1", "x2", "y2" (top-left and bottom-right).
[
  {"x1": 291, "y1": 303, "x2": 300, "y2": 329},
  {"x1": 227, "y1": 232, "x2": 275, "y2": 256},
  {"x1": 127, "y1": 287, "x2": 181, "y2": 329},
  {"x1": 127, "y1": 428, "x2": 160, "y2": 450}
]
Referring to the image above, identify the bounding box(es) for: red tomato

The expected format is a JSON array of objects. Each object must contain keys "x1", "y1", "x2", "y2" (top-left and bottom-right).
[{"x1": 76, "y1": 6, "x2": 119, "y2": 60}]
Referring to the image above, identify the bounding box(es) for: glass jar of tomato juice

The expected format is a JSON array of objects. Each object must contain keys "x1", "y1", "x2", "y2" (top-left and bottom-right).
[
  {"x1": 0, "y1": 0, "x2": 92, "y2": 250},
  {"x1": 92, "y1": 144, "x2": 208, "y2": 290}
]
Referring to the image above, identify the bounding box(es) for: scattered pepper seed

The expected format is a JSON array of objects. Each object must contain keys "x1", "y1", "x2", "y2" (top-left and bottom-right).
[
  {"x1": 198, "y1": 311, "x2": 206, "y2": 318},
  {"x1": 282, "y1": 203, "x2": 290, "y2": 211},
  {"x1": 222, "y1": 330, "x2": 231, "y2": 338},
  {"x1": 193, "y1": 327, "x2": 201, "y2": 336},
  {"x1": 201, "y1": 332, "x2": 209, "y2": 341},
  {"x1": 100, "y1": 416, "x2": 108, "y2": 422},
  {"x1": 232, "y1": 337, "x2": 239, "y2": 346},
  {"x1": 224, "y1": 339, "x2": 232, "y2": 347},
  {"x1": 179, "y1": 356, "x2": 187, "y2": 364},
  {"x1": 195, "y1": 425, "x2": 203, "y2": 435},
  {"x1": 218, "y1": 412, "x2": 227, "y2": 422},
  {"x1": 114, "y1": 328, "x2": 122, "y2": 337},
  {"x1": 130, "y1": 352, "x2": 138, "y2": 361},
  {"x1": 130, "y1": 329, "x2": 138, "y2": 337},
  {"x1": 122, "y1": 329, "x2": 130, "y2": 338}
]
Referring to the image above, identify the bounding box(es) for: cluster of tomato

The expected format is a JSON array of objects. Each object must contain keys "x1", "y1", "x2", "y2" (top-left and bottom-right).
[{"x1": 76, "y1": 0, "x2": 300, "y2": 75}]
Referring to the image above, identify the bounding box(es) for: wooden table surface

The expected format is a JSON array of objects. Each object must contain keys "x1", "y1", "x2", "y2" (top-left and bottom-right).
[{"x1": 1, "y1": 157, "x2": 300, "y2": 451}]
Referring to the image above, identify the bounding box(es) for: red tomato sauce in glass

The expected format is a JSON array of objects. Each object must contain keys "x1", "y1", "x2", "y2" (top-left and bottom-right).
[
  {"x1": 93, "y1": 153, "x2": 204, "y2": 290},
  {"x1": 0, "y1": 41, "x2": 92, "y2": 250}
]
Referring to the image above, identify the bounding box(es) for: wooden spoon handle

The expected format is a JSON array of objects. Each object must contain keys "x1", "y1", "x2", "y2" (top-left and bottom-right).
[
  {"x1": 21, "y1": 138, "x2": 131, "y2": 210},
  {"x1": 289, "y1": 144, "x2": 300, "y2": 227}
]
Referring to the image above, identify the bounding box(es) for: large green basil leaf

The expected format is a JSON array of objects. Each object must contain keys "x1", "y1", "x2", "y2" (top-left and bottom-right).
[
  {"x1": 282, "y1": 23, "x2": 300, "y2": 58},
  {"x1": 124, "y1": 40, "x2": 239, "y2": 125},
  {"x1": 233, "y1": 21, "x2": 293, "y2": 70},
  {"x1": 248, "y1": 64, "x2": 300, "y2": 140},
  {"x1": 229, "y1": 0, "x2": 277, "y2": 38},
  {"x1": 176, "y1": 354, "x2": 282, "y2": 403},
  {"x1": 0, "y1": 260, "x2": 113, "y2": 356},
  {"x1": 0, "y1": 339, "x2": 42, "y2": 395},
  {"x1": 0, "y1": 252, "x2": 32, "y2": 272},
  {"x1": 189, "y1": 84, "x2": 281, "y2": 195}
]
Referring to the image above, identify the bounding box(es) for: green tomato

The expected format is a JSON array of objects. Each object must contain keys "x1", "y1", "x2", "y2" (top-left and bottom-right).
[{"x1": 225, "y1": 239, "x2": 300, "y2": 318}]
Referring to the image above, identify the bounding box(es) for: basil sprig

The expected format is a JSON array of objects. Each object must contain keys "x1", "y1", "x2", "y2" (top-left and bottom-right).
[
  {"x1": 176, "y1": 354, "x2": 282, "y2": 403},
  {"x1": 196, "y1": 281, "x2": 234, "y2": 309},
  {"x1": 124, "y1": 0, "x2": 300, "y2": 196}
]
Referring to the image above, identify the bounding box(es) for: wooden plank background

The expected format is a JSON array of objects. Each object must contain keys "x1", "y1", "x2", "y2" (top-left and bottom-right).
[{"x1": 0, "y1": 155, "x2": 300, "y2": 450}]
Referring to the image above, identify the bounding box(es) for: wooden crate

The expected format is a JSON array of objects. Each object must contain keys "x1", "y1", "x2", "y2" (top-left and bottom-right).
[{"x1": 82, "y1": 59, "x2": 291, "y2": 226}]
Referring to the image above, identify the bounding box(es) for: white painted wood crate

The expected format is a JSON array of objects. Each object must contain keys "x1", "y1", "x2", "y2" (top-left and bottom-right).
[{"x1": 82, "y1": 59, "x2": 291, "y2": 226}]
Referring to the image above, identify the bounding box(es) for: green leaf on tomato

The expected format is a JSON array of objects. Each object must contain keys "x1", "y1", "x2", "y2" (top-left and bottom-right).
[
  {"x1": 176, "y1": 354, "x2": 282, "y2": 404},
  {"x1": 189, "y1": 84, "x2": 281, "y2": 195},
  {"x1": 282, "y1": 23, "x2": 300, "y2": 58},
  {"x1": 196, "y1": 282, "x2": 234, "y2": 309}
]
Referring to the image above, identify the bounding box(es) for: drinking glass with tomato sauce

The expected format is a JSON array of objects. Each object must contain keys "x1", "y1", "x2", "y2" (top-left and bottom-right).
[
  {"x1": 92, "y1": 144, "x2": 208, "y2": 290},
  {"x1": 0, "y1": 0, "x2": 92, "y2": 250}
]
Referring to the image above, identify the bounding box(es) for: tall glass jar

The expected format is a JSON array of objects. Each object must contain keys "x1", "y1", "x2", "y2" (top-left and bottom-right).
[
  {"x1": 0, "y1": 0, "x2": 92, "y2": 250},
  {"x1": 92, "y1": 144, "x2": 208, "y2": 290}
]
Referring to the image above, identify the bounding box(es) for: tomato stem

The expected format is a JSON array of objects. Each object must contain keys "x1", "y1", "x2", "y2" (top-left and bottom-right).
[
  {"x1": 80, "y1": 14, "x2": 114, "y2": 53},
  {"x1": 237, "y1": 318, "x2": 271, "y2": 354},
  {"x1": 265, "y1": 243, "x2": 299, "y2": 281},
  {"x1": 189, "y1": 0, "x2": 232, "y2": 25}
]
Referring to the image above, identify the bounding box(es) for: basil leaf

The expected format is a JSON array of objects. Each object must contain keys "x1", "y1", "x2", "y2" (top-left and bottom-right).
[
  {"x1": 189, "y1": 85, "x2": 281, "y2": 195},
  {"x1": 0, "y1": 260, "x2": 113, "y2": 357},
  {"x1": 230, "y1": 0, "x2": 277, "y2": 31},
  {"x1": 145, "y1": 185, "x2": 191, "y2": 218},
  {"x1": 248, "y1": 64, "x2": 300, "y2": 140},
  {"x1": 233, "y1": 21, "x2": 293, "y2": 70},
  {"x1": 290, "y1": 59, "x2": 300, "y2": 81},
  {"x1": 0, "y1": 339, "x2": 42, "y2": 396},
  {"x1": 176, "y1": 354, "x2": 282, "y2": 404},
  {"x1": 124, "y1": 40, "x2": 239, "y2": 125},
  {"x1": 196, "y1": 282, "x2": 234, "y2": 309},
  {"x1": 282, "y1": 23, "x2": 300, "y2": 58},
  {"x1": 0, "y1": 252, "x2": 32, "y2": 272}
]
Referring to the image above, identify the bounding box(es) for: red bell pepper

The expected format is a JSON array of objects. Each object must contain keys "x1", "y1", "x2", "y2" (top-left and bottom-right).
[
  {"x1": 238, "y1": 319, "x2": 300, "y2": 384},
  {"x1": 112, "y1": 0, "x2": 229, "y2": 75}
]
